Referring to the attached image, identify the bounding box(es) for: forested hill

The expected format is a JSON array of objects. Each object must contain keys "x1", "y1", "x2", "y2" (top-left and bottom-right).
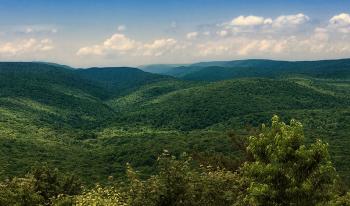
[
  {"x1": 76, "y1": 67, "x2": 173, "y2": 98},
  {"x1": 0, "y1": 62, "x2": 171, "y2": 99},
  {"x1": 0, "y1": 60, "x2": 350, "y2": 186},
  {"x1": 143, "y1": 58, "x2": 350, "y2": 81},
  {"x1": 111, "y1": 78, "x2": 349, "y2": 130},
  {"x1": 0, "y1": 62, "x2": 170, "y2": 129}
]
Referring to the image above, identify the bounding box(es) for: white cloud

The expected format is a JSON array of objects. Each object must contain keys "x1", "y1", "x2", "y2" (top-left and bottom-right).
[
  {"x1": 237, "y1": 39, "x2": 291, "y2": 55},
  {"x1": 0, "y1": 38, "x2": 54, "y2": 56},
  {"x1": 330, "y1": 13, "x2": 350, "y2": 26},
  {"x1": 77, "y1": 33, "x2": 139, "y2": 56},
  {"x1": 230, "y1": 15, "x2": 270, "y2": 26},
  {"x1": 143, "y1": 38, "x2": 177, "y2": 56},
  {"x1": 77, "y1": 33, "x2": 178, "y2": 57},
  {"x1": 221, "y1": 13, "x2": 309, "y2": 35},
  {"x1": 195, "y1": 27, "x2": 350, "y2": 60},
  {"x1": 197, "y1": 37, "x2": 290, "y2": 57},
  {"x1": 197, "y1": 42, "x2": 230, "y2": 56},
  {"x1": 103, "y1": 34, "x2": 138, "y2": 51},
  {"x1": 329, "y1": 13, "x2": 350, "y2": 33},
  {"x1": 16, "y1": 12, "x2": 350, "y2": 66},
  {"x1": 313, "y1": 27, "x2": 329, "y2": 41},
  {"x1": 77, "y1": 13, "x2": 335, "y2": 63},
  {"x1": 272, "y1": 13, "x2": 309, "y2": 28},
  {"x1": 117, "y1": 25, "x2": 126, "y2": 32},
  {"x1": 186, "y1": 32, "x2": 198, "y2": 39}
]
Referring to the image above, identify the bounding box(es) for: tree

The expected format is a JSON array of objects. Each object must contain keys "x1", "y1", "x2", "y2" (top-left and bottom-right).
[
  {"x1": 0, "y1": 176, "x2": 43, "y2": 206},
  {"x1": 0, "y1": 165, "x2": 82, "y2": 206},
  {"x1": 126, "y1": 151, "x2": 238, "y2": 206},
  {"x1": 237, "y1": 115, "x2": 337, "y2": 206},
  {"x1": 30, "y1": 165, "x2": 82, "y2": 203}
]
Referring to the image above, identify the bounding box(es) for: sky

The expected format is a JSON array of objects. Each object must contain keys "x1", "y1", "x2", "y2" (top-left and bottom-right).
[{"x1": 0, "y1": 0, "x2": 350, "y2": 67}]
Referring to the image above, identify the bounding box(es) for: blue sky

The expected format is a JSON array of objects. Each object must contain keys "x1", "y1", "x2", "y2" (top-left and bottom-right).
[{"x1": 0, "y1": 0, "x2": 349, "y2": 67}]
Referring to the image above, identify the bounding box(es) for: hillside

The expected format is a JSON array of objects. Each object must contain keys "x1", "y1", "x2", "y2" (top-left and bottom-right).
[
  {"x1": 76, "y1": 67, "x2": 173, "y2": 98},
  {"x1": 153, "y1": 59, "x2": 350, "y2": 81},
  {"x1": 0, "y1": 62, "x2": 114, "y2": 129},
  {"x1": 139, "y1": 64, "x2": 188, "y2": 74},
  {"x1": 109, "y1": 77, "x2": 350, "y2": 180},
  {"x1": 0, "y1": 63, "x2": 177, "y2": 181},
  {"x1": 0, "y1": 61, "x2": 350, "y2": 184},
  {"x1": 111, "y1": 78, "x2": 349, "y2": 130}
]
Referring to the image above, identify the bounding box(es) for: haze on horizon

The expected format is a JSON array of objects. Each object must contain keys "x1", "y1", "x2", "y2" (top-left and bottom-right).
[{"x1": 0, "y1": 0, "x2": 350, "y2": 67}]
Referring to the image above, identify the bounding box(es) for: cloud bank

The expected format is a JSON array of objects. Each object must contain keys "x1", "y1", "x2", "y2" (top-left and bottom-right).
[
  {"x1": 75, "y1": 13, "x2": 350, "y2": 65},
  {"x1": 1, "y1": 12, "x2": 350, "y2": 66},
  {"x1": 0, "y1": 38, "x2": 54, "y2": 57}
]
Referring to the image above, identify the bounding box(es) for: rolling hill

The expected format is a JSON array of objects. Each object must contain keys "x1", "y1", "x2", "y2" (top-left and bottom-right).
[
  {"x1": 76, "y1": 67, "x2": 173, "y2": 98},
  {"x1": 139, "y1": 64, "x2": 188, "y2": 74},
  {"x1": 147, "y1": 59, "x2": 350, "y2": 81},
  {"x1": 0, "y1": 63, "x2": 177, "y2": 182},
  {"x1": 0, "y1": 62, "x2": 113, "y2": 129},
  {"x1": 110, "y1": 78, "x2": 350, "y2": 130},
  {"x1": 0, "y1": 60, "x2": 350, "y2": 183},
  {"x1": 108, "y1": 76, "x2": 350, "y2": 180}
]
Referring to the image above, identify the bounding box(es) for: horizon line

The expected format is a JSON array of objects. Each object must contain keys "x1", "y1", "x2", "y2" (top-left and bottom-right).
[{"x1": 1, "y1": 57, "x2": 350, "y2": 69}]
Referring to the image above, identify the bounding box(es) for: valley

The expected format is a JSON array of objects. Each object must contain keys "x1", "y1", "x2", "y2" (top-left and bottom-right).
[{"x1": 0, "y1": 59, "x2": 349, "y2": 185}]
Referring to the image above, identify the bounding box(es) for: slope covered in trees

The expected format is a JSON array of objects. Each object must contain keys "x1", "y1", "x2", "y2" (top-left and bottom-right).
[
  {"x1": 76, "y1": 67, "x2": 173, "y2": 99},
  {"x1": 111, "y1": 78, "x2": 349, "y2": 130},
  {"x1": 0, "y1": 60, "x2": 349, "y2": 190},
  {"x1": 152, "y1": 59, "x2": 350, "y2": 81},
  {"x1": 0, "y1": 62, "x2": 177, "y2": 181}
]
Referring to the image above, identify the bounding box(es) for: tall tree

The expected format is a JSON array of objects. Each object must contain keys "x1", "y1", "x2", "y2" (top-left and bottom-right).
[{"x1": 237, "y1": 115, "x2": 337, "y2": 206}]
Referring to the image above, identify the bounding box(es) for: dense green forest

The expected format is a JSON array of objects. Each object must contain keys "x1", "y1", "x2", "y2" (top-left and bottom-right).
[{"x1": 0, "y1": 59, "x2": 350, "y2": 205}]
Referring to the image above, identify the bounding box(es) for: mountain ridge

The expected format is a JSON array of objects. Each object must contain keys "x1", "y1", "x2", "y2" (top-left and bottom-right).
[{"x1": 143, "y1": 58, "x2": 350, "y2": 81}]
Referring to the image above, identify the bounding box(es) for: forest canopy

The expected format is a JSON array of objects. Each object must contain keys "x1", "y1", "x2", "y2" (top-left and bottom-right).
[{"x1": 1, "y1": 116, "x2": 349, "y2": 205}]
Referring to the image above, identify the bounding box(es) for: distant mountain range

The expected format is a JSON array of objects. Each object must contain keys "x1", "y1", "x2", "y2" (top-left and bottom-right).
[{"x1": 140, "y1": 59, "x2": 350, "y2": 81}]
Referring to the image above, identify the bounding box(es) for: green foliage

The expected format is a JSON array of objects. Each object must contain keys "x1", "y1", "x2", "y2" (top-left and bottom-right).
[
  {"x1": 330, "y1": 193, "x2": 350, "y2": 206},
  {"x1": 0, "y1": 61, "x2": 349, "y2": 191},
  {"x1": 0, "y1": 165, "x2": 81, "y2": 205},
  {"x1": 237, "y1": 116, "x2": 337, "y2": 206},
  {"x1": 1, "y1": 116, "x2": 348, "y2": 205},
  {"x1": 30, "y1": 165, "x2": 82, "y2": 203},
  {"x1": 122, "y1": 152, "x2": 238, "y2": 206},
  {"x1": 53, "y1": 152, "x2": 238, "y2": 206},
  {"x1": 70, "y1": 185, "x2": 127, "y2": 206},
  {"x1": 0, "y1": 176, "x2": 43, "y2": 206},
  {"x1": 113, "y1": 78, "x2": 349, "y2": 130},
  {"x1": 76, "y1": 67, "x2": 173, "y2": 99}
]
